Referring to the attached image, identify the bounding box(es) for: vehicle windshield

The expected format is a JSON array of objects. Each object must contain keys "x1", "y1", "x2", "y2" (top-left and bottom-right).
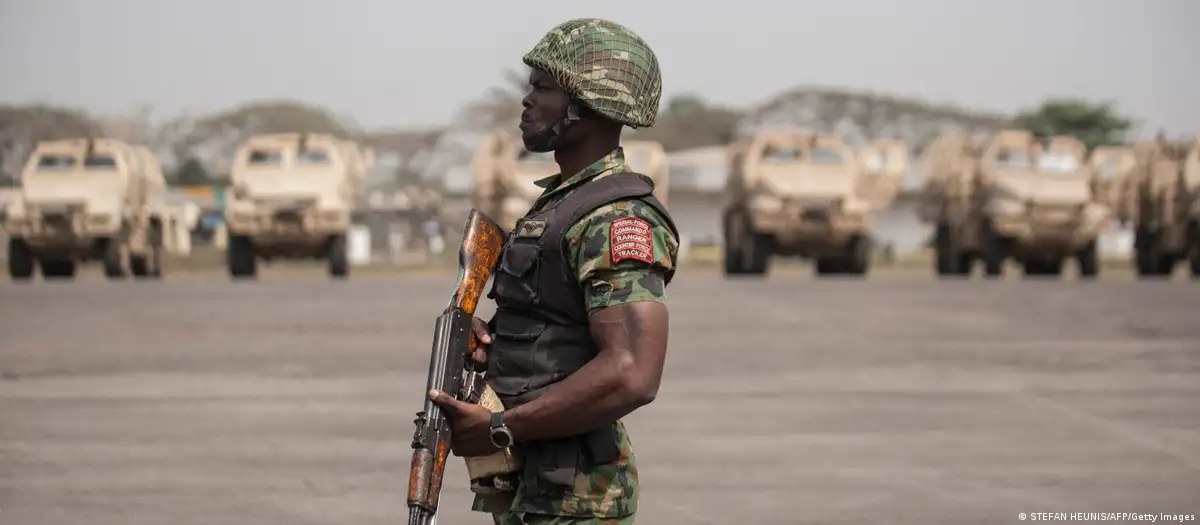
[
  {"x1": 247, "y1": 149, "x2": 283, "y2": 166},
  {"x1": 83, "y1": 154, "x2": 117, "y2": 169},
  {"x1": 996, "y1": 149, "x2": 1033, "y2": 169},
  {"x1": 36, "y1": 154, "x2": 75, "y2": 170},
  {"x1": 1037, "y1": 152, "x2": 1080, "y2": 173},
  {"x1": 760, "y1": 146, "x2": 801, "y2": 164},
  {"x1": 296, "y1": 149, "x2": 331, "y2": 165},
  {"x1": 807, "y1": 147, "x2": 846, "y2": 166}
]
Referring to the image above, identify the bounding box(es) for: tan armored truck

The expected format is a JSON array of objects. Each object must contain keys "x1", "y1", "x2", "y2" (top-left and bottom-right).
[
  {"x1": 471, "y1": 130, "x2": 669, "y2": 232},
  {"x1": 1118, "y1": 139, "x2": 1200, "y2": 277},
  {"x1": 722, "y1": 130, "x2": 907, "y2": 276},
  {"x1": 917, "y1": 130, "x2": 1114, "y2": 278},
  {"x1": 223, "y1": 133, "x2": 374, "y2": 279},
  {"x1": 5, "y1": 138, "x2": 171, "y2": 280}
]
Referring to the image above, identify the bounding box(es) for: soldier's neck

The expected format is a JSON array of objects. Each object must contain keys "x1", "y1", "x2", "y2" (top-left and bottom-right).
[{"x1": 554, "y1": 136, "x2": 620, "y2": 180}]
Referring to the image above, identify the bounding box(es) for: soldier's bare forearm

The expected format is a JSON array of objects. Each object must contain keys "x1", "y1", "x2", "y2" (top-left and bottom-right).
[{"x1": 504, "y1": 301, "x2": 669, "y2": 442}]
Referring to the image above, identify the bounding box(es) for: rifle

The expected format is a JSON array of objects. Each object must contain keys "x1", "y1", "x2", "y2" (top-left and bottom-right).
[{"x1": 406, "y1": 209, "x2": 506, "y2": 525}]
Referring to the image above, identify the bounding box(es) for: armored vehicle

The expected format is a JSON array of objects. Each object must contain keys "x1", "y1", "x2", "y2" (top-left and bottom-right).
[
  {"x1": 722, "y1": 130, "x2": 907, "y2": 276},
  {"x1": 5, "y1": 138, "x2": 171, "y2": 280},
  {"x1": 223, "y1": 133, "x2": 374, "y2": 279},
  {"x1": 1119, "y1": 139, "x2": 1200, "y2": 277},
  {"x1": 470, "y1": 130, "x2": 669, "y2": 232},
  {"x1": 918, "y1": 130, "x2": 1114, "y2": 278}
]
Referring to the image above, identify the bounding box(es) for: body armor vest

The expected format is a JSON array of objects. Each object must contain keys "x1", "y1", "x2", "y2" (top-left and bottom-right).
[{"x1": 484, "y1": 171, "x2": 678, "y2": 490}]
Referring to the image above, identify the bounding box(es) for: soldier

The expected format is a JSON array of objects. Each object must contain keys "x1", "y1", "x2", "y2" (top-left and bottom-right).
[{"x1": 427, "y1": 17, "x2": 678, "y2": 525}]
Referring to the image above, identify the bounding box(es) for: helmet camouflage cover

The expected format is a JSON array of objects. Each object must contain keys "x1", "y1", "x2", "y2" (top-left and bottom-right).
[{"x1": 522, "y1": 18, "x2": 662, "y2": 129}]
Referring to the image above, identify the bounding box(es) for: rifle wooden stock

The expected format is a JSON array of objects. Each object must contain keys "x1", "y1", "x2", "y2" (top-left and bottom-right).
[{"x1": 406, "y1": 209, "x2": 504, "y2": 525}]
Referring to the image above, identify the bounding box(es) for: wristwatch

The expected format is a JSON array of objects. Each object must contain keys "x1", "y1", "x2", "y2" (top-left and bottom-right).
[{"x1": 489, "y1": 411, "x2": 514, "y2": 448}]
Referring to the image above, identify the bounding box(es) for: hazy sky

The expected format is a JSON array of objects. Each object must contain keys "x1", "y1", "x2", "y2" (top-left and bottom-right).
[{"x1": 2, "y1": 0, "x2": 1197, "y2": 138}]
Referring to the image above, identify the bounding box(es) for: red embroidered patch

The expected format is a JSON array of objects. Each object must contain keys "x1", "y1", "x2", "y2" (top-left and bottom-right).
[{"x1": 609, "y1": 218, "x2": 654, "y2": 264}]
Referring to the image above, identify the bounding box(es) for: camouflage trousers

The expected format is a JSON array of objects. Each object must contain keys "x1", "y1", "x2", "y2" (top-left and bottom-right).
[{"x1": 491, "y1": 511, "x2": 635, "y2": 525}]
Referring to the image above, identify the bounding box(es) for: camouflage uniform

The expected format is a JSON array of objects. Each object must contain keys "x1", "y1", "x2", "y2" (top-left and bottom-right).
[
  {"x1": 473, "y1": 148, "x2": 677, "y2": 525},
  {"x1": 473, "y1": 18, "x2": 672, "y2": 525}
]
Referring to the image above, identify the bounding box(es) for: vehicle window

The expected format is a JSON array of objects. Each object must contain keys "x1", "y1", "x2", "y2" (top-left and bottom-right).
[
  {"x1": 84, "y1": 155, "x2": 117, "y2": 168},
  {"x1": 36, "y1": 154, "x2": 75, "y2": 169},
  {"x1": 297, "y1": 149, "x2": 331, "y2": 165},
  {"x1": 248, "y1": 149, "x2": 283, "y2": 165},
  {"x1": 760, "y1": 146, "x2": 801, "y2": 164},
  {"x1": 1038, "y1": 152, "x2": 1080, "y2": 173},
  {"x1": 808, "y1": 147, "x2": 846, "y2": 166},
  {"x1": 997, "y1": 149, "x2": 1032, "y2": 168}
]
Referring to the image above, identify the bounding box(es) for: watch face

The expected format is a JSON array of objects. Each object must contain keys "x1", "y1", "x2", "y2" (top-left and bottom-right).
[{"x1": 490, "y1": 428, "x2": 513, "y2": 448}]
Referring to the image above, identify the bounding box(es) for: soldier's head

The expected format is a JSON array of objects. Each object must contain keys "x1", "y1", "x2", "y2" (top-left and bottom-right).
[{"x1": 518, "y1": 18, "x2": 662, "y2": 153}]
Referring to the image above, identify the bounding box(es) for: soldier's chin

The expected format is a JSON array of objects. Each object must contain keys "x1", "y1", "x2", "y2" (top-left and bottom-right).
[{"x1": 521, "y1": 132, "x2": 554, "y2": 153}]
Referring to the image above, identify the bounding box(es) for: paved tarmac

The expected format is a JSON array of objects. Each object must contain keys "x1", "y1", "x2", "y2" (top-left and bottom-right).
[{"x1": 1, "y1": 269, "x2": 1198, "y2": 525}]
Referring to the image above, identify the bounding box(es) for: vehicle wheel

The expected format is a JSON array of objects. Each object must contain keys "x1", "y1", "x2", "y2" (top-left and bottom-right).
[
  {"x1": 8, "y1": 239, "x2": 35, "y2": 280},
  {"x1": 722, "y1": 212, "x2": 746, "y2": 275},
  {"x1": 328, "y1": 234, "x2": 349, "y2": 279},
  {"x1": 1076, "y1": 241, "x2": 1099, "y2": 280},
  {"x1": 131, "y1": 225, "x2": 165, "y2": 280},
  {"x1": 980, "y1": 220, "x2": 1005, "y2": 278},
  {"x1": 844, "y1": 235, "x2": 871, "y2": 276},
  {"x1": 103, "y1": 238, "x2": 125, "y2": 279},
  {"x1": 743, "y1": 232, "x2": 771, "y2": 275},
  {"x1": 1134, "y1": 227, "x2": 1168, "y2": 278},
  {"x1": 934, "y1": 223, "x2": 956, "y2": 276},
  {"x1": 40, "y1": 260, "x2": 76, "y2": 280},
  {"x1": 1189, "y1": 224, "x2": 1200, "y2": 279},
  {"x1": 227, "y1": 235, "x2": 257, "y2": 279}
]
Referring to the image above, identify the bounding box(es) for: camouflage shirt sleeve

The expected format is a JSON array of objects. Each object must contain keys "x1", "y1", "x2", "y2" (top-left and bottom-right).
[{"x1": 564, "y1": 198, "x2": 679, "y2": 315}]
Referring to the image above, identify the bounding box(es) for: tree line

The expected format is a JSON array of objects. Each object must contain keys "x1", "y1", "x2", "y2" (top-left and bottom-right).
[{"x1": 0, "y1": 69, "x2": 1141, "y2": 188}]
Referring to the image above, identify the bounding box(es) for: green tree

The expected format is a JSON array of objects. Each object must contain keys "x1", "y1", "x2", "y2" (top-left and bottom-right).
[
  {"x1": 170, "y1": 157, "x2": 210, "y2": 186},
  {"x1": 1011, "y1": 99, "x2": 1133, "y2": 150}
]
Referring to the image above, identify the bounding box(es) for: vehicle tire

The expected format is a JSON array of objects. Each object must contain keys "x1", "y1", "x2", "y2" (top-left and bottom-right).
[
  {"x1": 1134, "y1": 227, "x2": 1167, "y2": 278},
  {"x1": 980, "y1": 220, "x2": 1005, "y2": 278},
  {"x1": 8, "y1": 239, "x2": 35, "y2": 281},
  {"x1": 227, "y1": 235, "x2": 257, "y2": 279},
  {"x1": 131, "y1": 224, "x2": 165, "y2": 280},
  {"x1": 722, "y1": 212, "x2": 745, "y2": 275},
  {"x1": 844, "y1": 235, "x2": 871, "y2": 276},
  {"x1": 328, "y1": 234, "x2": 349, "y2": 279},
  {"x1": 103, "y1": 238, "x2": 125, "y2": 279},
  {"x1": 1076, "y1": 241, "x2": 1099, "y2": 280},
  {"x1": 934, "y1": 223, "x2": 956, "y2": 276},
  {"x1": 743, "y1": 232, "x2": 770, "y2": 275},
  {"x1": 1190, "y1": 226, "x2": 1200, "y2": 279}
]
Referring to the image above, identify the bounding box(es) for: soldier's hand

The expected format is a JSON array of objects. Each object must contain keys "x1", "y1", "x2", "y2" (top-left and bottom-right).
[
  {"x1": 469, "y1": 316, "x2": 493, "y2": 366},
  {"x1": 428, "y1": 389, "x2": 498, "y2": 457}
]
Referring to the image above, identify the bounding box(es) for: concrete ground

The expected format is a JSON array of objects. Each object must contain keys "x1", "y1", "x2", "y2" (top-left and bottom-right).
[{"x1": 1, "y1": 269, "x2": 1198, "y2": 525}]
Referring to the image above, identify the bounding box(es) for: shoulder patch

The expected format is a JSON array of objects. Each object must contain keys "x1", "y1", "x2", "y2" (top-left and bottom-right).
[{"x1": 609, "y1": 217, "x2": 654, "y2": 264}]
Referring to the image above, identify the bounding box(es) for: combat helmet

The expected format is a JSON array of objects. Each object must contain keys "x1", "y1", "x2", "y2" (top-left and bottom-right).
[{"x1": 522, "y1": 18, "x2": 662, "y2": 129}]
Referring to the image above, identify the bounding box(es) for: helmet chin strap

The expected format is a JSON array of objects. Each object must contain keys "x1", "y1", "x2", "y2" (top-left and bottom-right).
[{"x1": 523, "y1": 101, "x2": 581, "y2": 152}]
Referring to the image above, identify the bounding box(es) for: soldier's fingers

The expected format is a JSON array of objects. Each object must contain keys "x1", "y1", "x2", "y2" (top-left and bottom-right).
[
  {"x1": 470, "y1": 349, "x2": 488, "y2": 365},
  {"x1": 471, "y1": 319, "x2": 493, "y2": 345},
  {"x1": 428, "y1": 390, "x2": 465, "y2": 414}
]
